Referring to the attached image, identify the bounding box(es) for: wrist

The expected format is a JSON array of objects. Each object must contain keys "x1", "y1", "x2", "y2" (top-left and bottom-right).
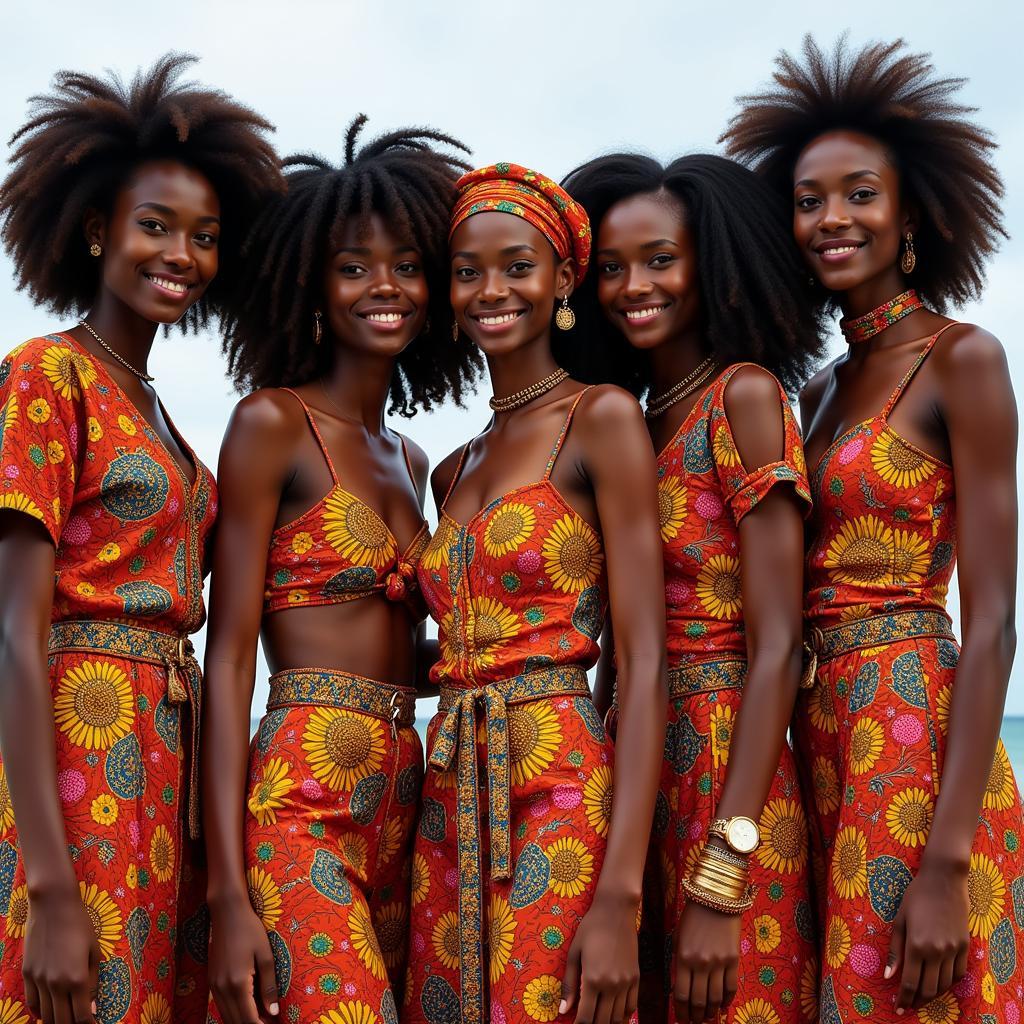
[
  {"x1": 919, "y1": 846, "x2": 971, "y2": 877},
  {"x1": 25, "y1": 860, "x2": 78, "y2": 900},
  {"x1": 206, "y1": 885, "x2": 252, "y2": 913},
  {"x1": 593, "y1": 882, "x2": 642, "y2": 909}
]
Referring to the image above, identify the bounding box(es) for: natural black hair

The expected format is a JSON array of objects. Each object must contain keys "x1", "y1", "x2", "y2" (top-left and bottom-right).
[
  {"x1": 0, "y1": 52, "x2": 282, "y2": 329},
  {"x1": 222, "y1": 116, "x2": 481, "y2": 416},
  {"x1": 720, "y1": 35, "x2": 1005, "y2": 312},
  {"x1": 561, "y1": 152, "x2": 825, "y2": 396}
]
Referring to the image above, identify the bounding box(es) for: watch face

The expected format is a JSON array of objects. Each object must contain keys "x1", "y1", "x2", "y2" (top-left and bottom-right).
[{"x1": 727, "y1": 817, "x2": 760, "y2": 853}]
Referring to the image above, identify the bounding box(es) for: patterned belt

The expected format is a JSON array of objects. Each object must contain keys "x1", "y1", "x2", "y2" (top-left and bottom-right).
[
  {"x1": 430, "y1": 665, "x2": 593, "y2": 1024},
  {"x1": 48, "y1": 619, "x2": 203, "y2": 839},
  {"x1": 266, "y1": 668, "x2": 416, "y2": 730},
  {"x1": 668, "y1": 658, "x2": 746, "y2": 698},
  {"x1": 801, "y1": 609, "x2": 955, "y2": 688}
]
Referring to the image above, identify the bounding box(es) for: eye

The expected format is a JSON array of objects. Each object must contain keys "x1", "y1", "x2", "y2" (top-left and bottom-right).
[
  {"x1": 850, "y1": 188, "x2": 878, "y2": 201},
  {"x1": 508, "y1": 260, "x2": 535, "y2": 274},
  {"x1": 194, "y1": 232, "x2": 218, "y2": 247},
  {"x1": 795, "y1": 195, "x2": 821, "y2": 210},
  {"x1": 650, "y1": 253, "x2": 675, "y2": 267},
  {"x1": 396, "y1": 260, "x2": 421, "y2": 274},
  {"x1": 599, "y1": 261, "x2": 622, "y2": 275},
  {"x1": 339, "y1": 263, "x2": 366, "y2": 276},
  {"x1": 138, "y1": 218, "x2": 167, "y2": 233},
  {"x1": 454, "y1": 266, "x2": 478, "y2": 280}
]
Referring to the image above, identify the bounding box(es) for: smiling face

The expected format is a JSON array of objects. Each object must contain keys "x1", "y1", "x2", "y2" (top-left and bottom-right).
[
  {"x1": 85, "y1": 159, "x2": 220, "y2": 324},
  {"x1": 450, "y1": 211, "x2": 574, "y2": 357},
  {"x1": 793, "y1": 129, "x2": 912, "y2": 294},
  {"x1": 594, "y1": 190, "x2": 700, "y2": 352},
  {"x1": 321, "y1": 211, "x2": 428, "y2": 356}
]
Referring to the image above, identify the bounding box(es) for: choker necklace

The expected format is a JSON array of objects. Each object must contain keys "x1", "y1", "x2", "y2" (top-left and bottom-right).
[
  {"x1": 489, "y1": 367, "x2": 569, "y2": 413},
  {"x1": 645, "y1": 355, "x2": 717, "y2": 419},
  {"x1": 840, "y1": 289, "x2": 923, "y2": 344},
  {"x1": 78, "y1": 319, "x2": 155, "y2": 382}
]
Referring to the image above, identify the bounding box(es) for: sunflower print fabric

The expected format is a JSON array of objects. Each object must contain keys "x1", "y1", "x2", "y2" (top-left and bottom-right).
[
  {"x1": 407, "y1": 389, "x2": 617, "y2": 1024},
  {"x1": 630, "y1": 365, "x2": 817, "y2": 1023},
  {"x1": 796, "y1": 327, "x2": 1024, "y2": 1022},
  {"x1": 0, "y1": 334, "x2": 217, "y2": 1022}
]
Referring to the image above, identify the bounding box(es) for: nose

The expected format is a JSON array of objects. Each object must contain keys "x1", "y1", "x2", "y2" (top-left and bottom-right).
[
  {"x1": 818, "y1": 196, "x2": 853, "y2": 232},
  {"x1": 623, "y1": 264, "x2": 655, "y2": 299},
  {"x1": 161, "y1": 230, "x2": 195, "y2": 270},
  {"x1": 368, "y1": 265, "x2": 402, "y2": 298},
  {"x1": 477, "y1": 268, "x2": 510, "y2": 304}
]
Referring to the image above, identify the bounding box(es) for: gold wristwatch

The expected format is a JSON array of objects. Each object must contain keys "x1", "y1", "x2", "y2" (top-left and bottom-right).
[{"x1": 708, "y1": 816, "x2": 760, "y2": 855}]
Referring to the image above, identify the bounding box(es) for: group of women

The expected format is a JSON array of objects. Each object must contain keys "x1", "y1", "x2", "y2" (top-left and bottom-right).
[{"x1": 0, "y1": 34, "x2": 1019, "y2": 1024}]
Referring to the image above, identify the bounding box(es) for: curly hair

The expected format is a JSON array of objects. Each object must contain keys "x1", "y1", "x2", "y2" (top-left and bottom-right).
[
  {"x1": 561, "y1": 152, "x2": 825, "y2": 396},
  {"x1": 221, "y1": 115, "x2": 481, "y2": 416},
  {"x1": 0, "y1": 52, "x2": 282, "y2": 330},
  {"x1": 720, "y1": 35, "x2": 1005, "y2": 312}
]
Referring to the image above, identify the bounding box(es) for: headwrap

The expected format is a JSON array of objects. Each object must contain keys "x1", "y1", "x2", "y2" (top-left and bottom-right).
[{"x1": 449, "y1": 162, "x2": 591, "y2": 284}]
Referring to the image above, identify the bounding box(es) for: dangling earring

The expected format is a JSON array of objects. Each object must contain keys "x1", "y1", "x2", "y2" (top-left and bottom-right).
[
  {"x1": 313, "y1": 310, "x2": 323, "y2": 346},
  {"x1": 451, "y1": 319, "x2": 460, "y2": 342},
  {"x1": 900, "y1": 232, "x2": 917, "y2": 274},
  {"x1": 89, "y1": 243, "x2": 102, "y2": 257},
  {"x1": 555, "y1": 296, "x2": 575, "y2": 331}
]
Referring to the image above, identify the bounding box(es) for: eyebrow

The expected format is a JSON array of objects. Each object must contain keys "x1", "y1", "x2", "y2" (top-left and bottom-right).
[
  {"x1": 335, "y1": 246, "x2": 418, "y2": 256},
  {"x1": 595, "y1": 238, "x2": 679, "y2": 256},
  {"x1": 134, "y1": 202, "x2": 220, "y2": 224},
  {"x1": 451, "y1": 244, "x2": 539, "y2": 259},
  {"x1": 795, "y1": 169, "x2": 883, "y2": 188}
]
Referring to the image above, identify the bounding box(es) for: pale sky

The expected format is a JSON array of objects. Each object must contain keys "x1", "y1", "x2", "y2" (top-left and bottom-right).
[{"x1": 3, "y1": 0, "x2": 1023, "y2": 711}]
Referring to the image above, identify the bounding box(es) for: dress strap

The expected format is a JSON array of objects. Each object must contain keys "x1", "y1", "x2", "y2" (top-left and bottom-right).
[
  {"x1": 543, "y1": 386, "x2": 594, "y2": 480},
  {"x1": 278, "y1": 387, "x2": 340, "y2": 485},
  {"x1": 397, "y1": 435, "x2": 419, "y2": 493},
  {"x1": 882, "y1": 322, "x2": 961, "y2": 418},
  {"x1": 439, "y1": 441, "x2": 473, "y2": 510}
]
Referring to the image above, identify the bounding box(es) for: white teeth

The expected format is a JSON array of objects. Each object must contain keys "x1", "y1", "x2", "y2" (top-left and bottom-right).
[
  {"x1": 478, "y1": 313, "x2": 521, "y2": 325},
  {"x1": 148, "y1": 275, "x2": 188, "y2": 294},
  {"x1": 365, "y1": 312, "x2": 404, "y2": 323},
  {"x1": 823, "y1": 246, "x2": 860, "y2": 255},
  {"x1": 625, "y1": 306, "x2": 666, "y2": 321}
]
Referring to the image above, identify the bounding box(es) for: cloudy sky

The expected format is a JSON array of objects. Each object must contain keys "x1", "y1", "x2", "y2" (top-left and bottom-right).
[{"x1": 3, "y1": 0, "x2": 1023, "y2": 712}]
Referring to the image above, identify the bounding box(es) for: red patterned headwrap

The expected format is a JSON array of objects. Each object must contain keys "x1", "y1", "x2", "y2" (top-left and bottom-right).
[{"x1": 449, "y1": 162, "x2": 591, "y2": 284}]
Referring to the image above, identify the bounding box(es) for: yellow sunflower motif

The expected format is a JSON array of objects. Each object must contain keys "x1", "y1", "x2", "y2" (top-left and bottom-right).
[
  {"x1": 733, "y1": 998, "x2": 781, "y2": 1024},
  {"x1": 339, "y1": 831, "x2": 371, "y2": 881},
  {"x1": 806, "y1": 682, "x2": 839, "y2": 734},
  {"x1": 824, "y1": 916, "x2": 851, "y2": 969},
  {"x1": 757, "y1": 798, "x2": 808, "y2": 874},
  {"x1": 373, "y1": 901, "x2": 407, "y2": 971},
  {"x1": 935, "y1": 685, "x2": 952, "y2": 735},
  {"x1": 508, "y1": 701, "x2": 563, "y2": 787},
  {"x1": 753, "y1": 914, "x2": 781, "y2": 954},
  {"x1": 982, "y1": 971, "x2": 997, "y2": 1004},
  {"x1": 378, "y1": 815, "x2": 406, "y2": 865},
  {"x1": 824, "y1": 514, "x2": 894, "y2": 585},
  {"x1": 0, "y1": 395, "x2": 18, "y2": 435},
  {"x1": 984, "y1": 741, "x2": 1018, "y2": 811},
  {"x1": 886, "y1": 787, "x2": 934, "y2": 847},
  {"x1": 126, "y1": 865, "x2": 137, "y2": 890},
  {"x1": 116, "y1": 414, "x2": 136, "y2": 436},
  {"x1": 52, "y1": 660, "x2": 134, "y2": 750},
  {"x1": 77, "y1": 582, "x2": 96, "y2": 597},
  {"x1": 839, "y1": 603, "x2": 873, "y2": 623},
  {"x1": 871, "y1": 431, "x2": 936, "y2": 489},
  {"x1": 849, "y1": 717, "x2": 885, "y2": 776},
  {"x1": 710, "y1": 702, "x2": 735, "y2": 770},
  {"x1": 0, "y1": 763, "x2": 13, "y2": 834},
  {"x1": 660, "y1": 849, "x2": 677, "y2": 903},
  {"x1": 410, "y1": 851, "x2": 430, "y2": 906},
  {"x1": 90, "y1": 793, "x2": 118, "y2": 826},
  {"x1": 247, "y1": 757, "x2": 295, "y2": 826},
  {"x1": 422, "y1": 514, "x2": 457, "y2": 572},
  {"x1": 26, "y1": 396, "x2": 50, "y2": 423},
  {"x1": 582, "y1": 764, "x2": 613, "y2": 838},
  {"x1": 695, "y1": 554, "x2": 742, "y2": 620},
  {"x1": 246, "y1": 866, "x2": 282, "y2": 930},
  {"x1": 323, "y1": 490, "x2": 396, "y2": 568},
  {"x1": 302, "y1": 708, "x2": 386, "y2": 791},
  {"x1": 0, "y1": 998, "x2": 30, "y2": 1024},
  {"x1": 431, "y1": 910, "x2": 461, "y2": 971},
  {"x1": 541, "y1": 514, "x2": 603, "y2": 593},
  {"x1": 5, "y1": 884, "x2": 29, "y2": 939},
  {"x1": 488, "y1": 894, "x2": 517, "y2": 983},
  {"x1": 483, "y1": 502, "x2": 537, "y2": 557},
  {"x1": 831, "y1": 826, "x2": 867, "y2": 900},
  {"x1": 464, "y1": 595, "x2": 520, "y2": 671},
  {"x1": 140, "y1": 993, "x2": 171, "y2": 1024},
  {"x1": 891, "y1": 528, "x2": 930, "y2": 585},
  {"x1": 40, "y1": 345, "x2": 97, "y2": 400},
  {"x1": 318, "y1": 1001, "x2": 380, "y2": 1024},
  {"x1": 712, "y1": 425, "x2": 740, "y2": 468},
  {"x1": 917, "y1": 992, "x2": 960, "y2": 1024},
  {"x1": 967, "y1": 852, "x2": 1006, "y2": 939},
  {"x1": 87, "y1": 416, "x2": 103, "y2": 442},
  {"x1": 348, "y1": 901, "x2": 387, "y2": 980},
  {"x1": 522, "y1": 975, "x2": 562, "y2": 1023},
  {"x1": 799, "y1": 956, "x2": 818, "y2": 1021},
  {"x1": 150, "y1": 824, "x2": 175, "y2": 883},
  {"x1": 46, "y1": 439, "x2": 65, "y2": 464},
  {"x1": 97, "y1": 542, "x2": 121, "y2": 563},
  {"x1": 0, "y1": 491, "x2": 45, "y2": 523},
  {"x1": 811, "y1": 756, "x2": 841, "y2": 815},
  {"x1": 292, "y1": 531, "x2": 314, "y2": 555},
  {"x1": 657, "y1": 477, "x2": 688, "y2": 542},
  {"x1": 546, "y1": 836, "x2": 594, "y2": 898},
  {"x1": 79, "y1": 881, "x2": 122, "y2": 960}
]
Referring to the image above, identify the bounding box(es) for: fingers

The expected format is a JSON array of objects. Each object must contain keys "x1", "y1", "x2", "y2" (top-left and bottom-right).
[
  {"x1": 895, "y1": 941, "x2": 923, "y2": 1015},
  {"x1": 723, "y1": 960, "x2": 739, "y2": 1010},
  {"x1": 936, "y1": 956, "x2": 955, "y2": 1001},
  {"x1": 51, "y1": 989, "x2": 73, "y2": 1024},
  {"x1": 574, "y1": 974, "x2": 598, "y2": 1024},
  {"x1": 22, "y1": 975, "x2": 41, "y2": 1022},
  {"x1": 706, "y1": 968, "x2": 724, "y2": 1022},
  {"x1": 608, "y1": 989, "x2": 628, "y2": 1024},
  {"x1": 686, "y1": 971, "x2": 709, "y2": 1024},
  {"x1": 885, "y1": 910, "x2": 906, "y2": 984},
  {"x1": 625, "y1": 981, "x2": 638, "y2": 1022},
  {"x1": 36, "y1": 987, "x2": 55, "y2": 1024},
  {"x1": 70, "y1": 984, "x2": 97, "y2": 1024},
  {"x1": 917, "y1": 957, "x2": 942, "y2": 1008},
  {"x1": 256, "y1": 942, "x2": 281, "y2": 1018},
  {"x1": 672, "y1": 963, "x2": 691, "y2": 1024},
  {"x1": 952, "y1": 946, "x2": 969, "y2": 986},
  {"x1": 560, "y1": 941, "x2": 582, "y2": 1016}
]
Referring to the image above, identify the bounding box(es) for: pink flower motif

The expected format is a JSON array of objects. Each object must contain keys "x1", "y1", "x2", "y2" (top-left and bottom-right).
[
  {"x1": 491, "y1": 1001, "x2": 507, "y2": 1024},
  {"x1": 553, "y1": 784, "x2": 582, "y2": 810},
  {"x1": 1008, "y1": 1001, "x2": 1020, "y2": 1024},
  {"x1": 517, "y1": 549, "x2": 541, "y2": 574},
  {"x1": 689, "y1": 818, "x2": 703, "y2": 839},
  {"x1": 529, "y1": 796, "x2": 550, "y2": 818},
  {"x1": 444, "y1": 868, "x2": 459, "y2": 890},
  {"x1": 740, "y1": 937, "x2": 751, "y2": 955},
  {"x1": 210, "y1": 499, "x2": 218, "y2": 517},
  {"x1": 300, "y1": 779, "x2": 323, "y2": 801},
  {"x1": 530, "y1": 632, "x2": 541, "y2": 644},
  {"x1": 953, "y1": 971, "x2": 977, "y2": 999},
  {"x1": 149, "y1": 750, "x2": 161, "y2": 763},
  {"x1": 56, "y1": 769, "x2": 86, "y2": 804},
  {"x1": 128, "y1": 821, "x2": 141, "y2": 847},
  {"x1": 67, "y1": 422, "x2": 79, "y2": 457},
  {"x1": 3, "y1": 465, "x2": 19, "y2": 479},
  {"x1": 339, "y1": 939, "x2": 350, "y2": 952},
  {"x1": 168, "y1": 497, "x2": 179, "y2": 517},
  {"x1": 849, "y1": 943, "x2": 880, "y2": 978},
  {"x1": 18, "y1": 379, "x2": 28, "y2": 391},
  {"x1": 890, "y1": 714, "x2": 923, "y2": 746},
  {"x1": 61, "y1": 515, "x2": 91, "y2": 545},
  {"x1": 412, "y1": 931, "x2": 426, "y2": 954},
  {"x1": 838, "y1": 436, "x2": 865, "y2": 465},
  {"x1": 694, "y1": 491, "x2": 722, "y2": 520},
  {"x1": 344, "y1": 983, "x2": 357, "y2": 997},
  {"x1": 665, "y1": 581, "x2": 690, "y2": 606}
]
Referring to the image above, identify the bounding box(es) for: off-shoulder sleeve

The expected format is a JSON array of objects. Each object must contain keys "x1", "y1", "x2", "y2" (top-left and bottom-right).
[
  {"x1": 709, "y1": 373, "x2": 812, "y2": 526},
  {"x1": 0, "y1": 338, "x2": 87, "y2": 545}
]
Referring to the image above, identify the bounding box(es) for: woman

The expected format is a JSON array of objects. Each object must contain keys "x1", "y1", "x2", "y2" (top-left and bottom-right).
[
  {"x1": 563, "y1": 153, "x2": 824, "y2": 1024},
  {"x1": 724, "y1": 36, "x2": 1023, "y2": 1020},
  {"x1": 0, "y1": 55, "x2": 279, "y2": 1024},
  {"x1": 404, "y1": 164, "x2": 666, "y2": 1024},
  {"x1": 202, "y1": 117, "x2": 478, "y2": 1024}
]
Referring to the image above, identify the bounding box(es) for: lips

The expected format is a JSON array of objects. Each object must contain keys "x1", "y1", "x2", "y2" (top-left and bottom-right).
[
  {"x1": 472, "y1": 311, "x2": 525, "y2": 327},
  {"x1": 621, "y1": 304, "x2": 669, "y2": 323},
  {"x1": 144, "y1": 272, "x2": 194, "y2": 298},
  {"x1": 814, "y1": 240, "x2": 866, "y2": 263},
  {"x1": 361, "y1": 312, "x2": 409, "y2": 323}
]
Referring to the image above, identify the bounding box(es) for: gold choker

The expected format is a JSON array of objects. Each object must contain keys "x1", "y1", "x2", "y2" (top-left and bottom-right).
[
  {"x1": 645, "y1": 355, "x2": 717, "y2": 418},
  {"x1": 489, "y1": 368, "x2": 569, "y2": 413}
]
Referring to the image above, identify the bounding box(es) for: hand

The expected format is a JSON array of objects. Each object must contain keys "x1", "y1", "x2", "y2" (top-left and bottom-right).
[
  {"x1": 560, "y1": 892, "x2": 640, "y2": 1024},
  {"x1": 672, "y1": 902, "x2": 741, "y2": 1023},
  {"x1": 209, "y1": 898, "x2": 281, "y2": 1024},
  {"x1": 22, "y1": 886, "x2": 100, "y2": 1024},
  {"x1": 886, "y1": 860, "x2": 970, "y2": 1012}
]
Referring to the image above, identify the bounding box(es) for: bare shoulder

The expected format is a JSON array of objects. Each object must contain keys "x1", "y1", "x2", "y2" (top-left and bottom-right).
[
  {"x1": 929, "y1": 322, "x2": 1009, "y2": 379},
  {"x1": 430, "y1": 444, "x2": 468, "y2": 508},
  {"x1": 220, "y1": 388, "x2": 308, "y2": 469},
  {"x1": 722, "y1": 365, "x2": 789, "y2": 466},
  {"x1": 396, "y1": 432, "x2": 430, "y2": 497},
  {"x1": 573, "y1": 383, "x2": 646, "y2": 433},
  {"x1": 722, "y1": 364, "x2": 785, "y2": 415}
]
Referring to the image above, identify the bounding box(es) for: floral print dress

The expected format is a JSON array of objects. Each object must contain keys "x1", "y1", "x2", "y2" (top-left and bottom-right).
[
  {"x1": 0, "y1": 333, "x2": 216, "y2": 1024},
  {"x1": 795, "y1": 325, "x2": 1024, "y2": 1023}
]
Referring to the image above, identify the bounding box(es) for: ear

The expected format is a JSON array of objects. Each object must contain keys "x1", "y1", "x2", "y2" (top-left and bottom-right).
[
  {"x1": 83, "y1": 208, "x2": 106, "y2": 250},
  {"x1": 555, "y1": 257, "x2": 576, "y2": 299},
  {"x1": 900, "y1": 202, "x2": 919, "y2": 237}
]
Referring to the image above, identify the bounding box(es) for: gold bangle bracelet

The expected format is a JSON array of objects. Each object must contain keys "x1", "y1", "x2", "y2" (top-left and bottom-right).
[
  {"x1": 681, "y1": 877, "x2": 754, "y2": 915},
  {"x1": 688, "y1": 870, "x2": 748, "y2": 901},
  {"x1": 691, "y1": 860, "x2": 749, "y2": 891}
]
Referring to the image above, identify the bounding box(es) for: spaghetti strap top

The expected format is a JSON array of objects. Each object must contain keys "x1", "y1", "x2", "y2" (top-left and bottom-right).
[{"x1": 263, "y1": 388, "x2": 430, "y2": 615}]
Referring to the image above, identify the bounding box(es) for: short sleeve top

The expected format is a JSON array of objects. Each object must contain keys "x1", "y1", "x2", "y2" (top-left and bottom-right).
[{"x1": 0, "y1": 334, "x2": 217, "y2": 634}]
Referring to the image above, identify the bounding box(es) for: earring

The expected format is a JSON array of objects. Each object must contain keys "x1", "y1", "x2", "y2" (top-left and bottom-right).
[
  {"x1": 424, "y1": 317, "x2": 432, "y2": 335},
  {"x1": 89, "y1": 243, "x2": 102, "y2": 257},
  {"x1": 451, "y1": 319, "x2": 459, "y2": 342},
  {"x1": 555, "y1": 296, "x2": 576, "y2": 331},
  {"x1": 900, "y1": 232, "x2": 917, "y2": 275},
  {"x1": 313, "y1": 310, "x2": 323, "y2": 346}
]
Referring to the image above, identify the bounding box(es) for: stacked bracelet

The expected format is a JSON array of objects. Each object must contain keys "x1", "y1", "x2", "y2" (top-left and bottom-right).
[{"x1": 682, "y1": 843, "x2": 753, "y2": 915}]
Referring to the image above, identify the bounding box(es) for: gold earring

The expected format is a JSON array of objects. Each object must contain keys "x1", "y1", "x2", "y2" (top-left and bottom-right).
[
  {"x1": 555, "y1": 296, "x2": 575, "y2": 331},
  {"x1": 313, "y1": 310, "x2": 323, "y2": 346},
  {"x1": 451, "y1": 319, "x2": 459, "y2": 342},
  {"x1": 900, "y1": 232, "x2": 916, "y2": 275},
  {"x1": 89, "y1": 243, "x2": 102, "y2": 257}
]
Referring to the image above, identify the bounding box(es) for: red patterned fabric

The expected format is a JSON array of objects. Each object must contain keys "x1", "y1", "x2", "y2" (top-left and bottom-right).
[
  {"x1": 0, "y1": 334, "x2": 216, "y2": 1022},
  {"x1": 796, "y1": 325, "x2": 1024, "y2": 1022}
]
